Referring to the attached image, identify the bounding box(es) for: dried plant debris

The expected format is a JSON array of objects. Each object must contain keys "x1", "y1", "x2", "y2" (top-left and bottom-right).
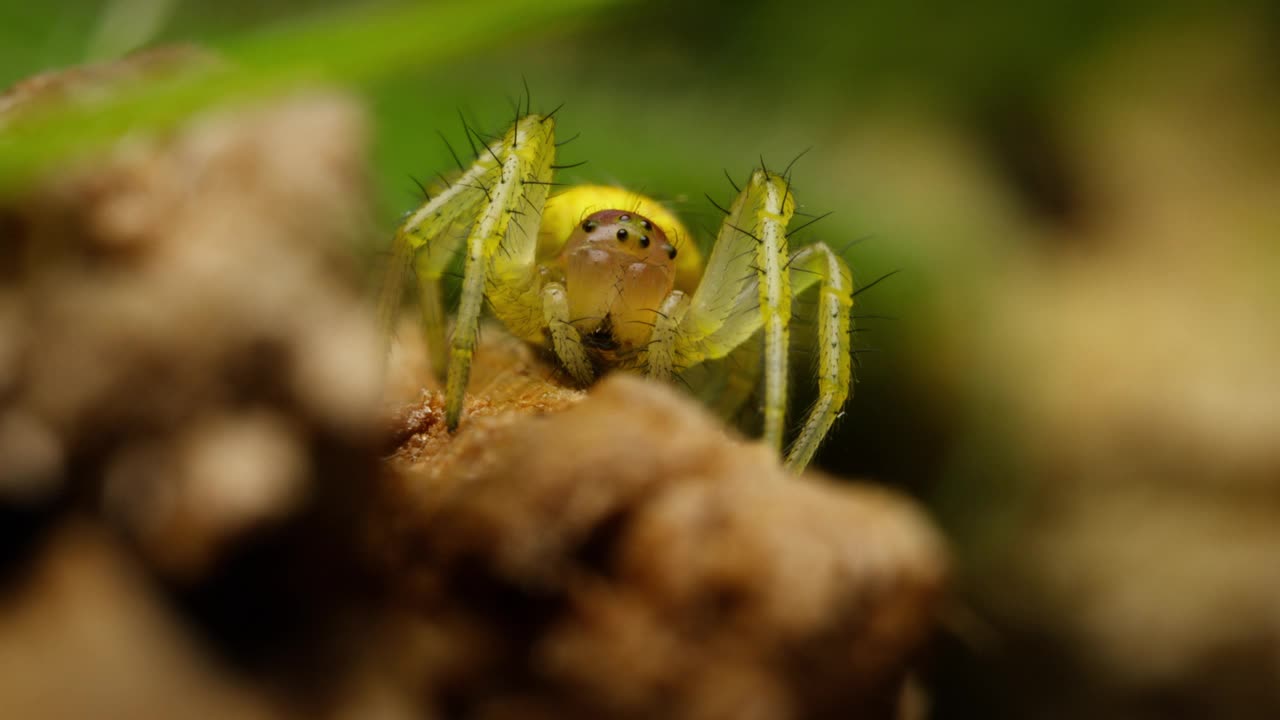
[{"x1": 0, "y1": 49, "x2": 946, "y2": 720}]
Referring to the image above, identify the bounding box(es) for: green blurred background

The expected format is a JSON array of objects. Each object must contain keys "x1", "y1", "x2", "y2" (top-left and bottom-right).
[{"x1": 4, "y1": 0, "x2": 1280, "y2": 717}]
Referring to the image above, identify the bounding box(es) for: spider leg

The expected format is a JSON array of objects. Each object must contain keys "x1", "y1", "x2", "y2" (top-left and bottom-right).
[
  {"x1": 780, "y1": 242, "x2": 853, "y2": 471},
  {"x1": 379, "y1": 113, "x2": 555, "y2": 430},
  {"x1": 653, "y1": 170, "x2": 851, "y2": 471},
  {"x1": 752, "y1": 176, "x2": 795, "y2": 452},
  {"x1": 672, "y1": 332, "x2": 765, "y2": 423},
  {"x1": 665, "y1": 169, "x2": 796, "y2": 451},
  {"x1": 485, "y1": 116, "x2": 557, "y2": 344},
  {"x1": 443, "y1": 115, "x2": 556, "y2": 429},
  {"x1": 378, "y1": 137, "x2": 508, "y2": 376},
  {"x1": 708, "y1": 335, "x2": 765, "y2": 419},
  {"x1": 414, "y1": 268, "x2": 450, "y2": 378}
]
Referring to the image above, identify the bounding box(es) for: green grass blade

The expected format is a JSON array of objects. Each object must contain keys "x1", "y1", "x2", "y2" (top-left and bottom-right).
[{"x1": 0, "y1": 0, "x2": 622, "y2": 193}]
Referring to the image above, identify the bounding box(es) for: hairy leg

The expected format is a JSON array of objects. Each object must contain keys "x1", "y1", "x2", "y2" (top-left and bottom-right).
[
  {"x1": 377, "y1": 137, "x2": 505, "y2": 377},
  {"x1": 751, "y1": 174, "x2": 794, "y2": 451},
  {"x1": 782, "y1": 242, "x2": 853, "y2": 471},
  {"x1": 444, "y1": 150, "x2": 525, "y2": 429},
  {"x1": 663, "y1": 169, "x2": 796, "y2": 452},
  {"x1": 378, "y1": 111, "x2": 555, "y2": 431}
]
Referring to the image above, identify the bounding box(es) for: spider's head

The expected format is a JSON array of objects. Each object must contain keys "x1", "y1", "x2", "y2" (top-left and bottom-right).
[
  {"x1": 557, "y1": 209, "x2": 677, "y2": 351},
  {"x1": 572, "y1": 209, "x2": 678, "y2": 263}
]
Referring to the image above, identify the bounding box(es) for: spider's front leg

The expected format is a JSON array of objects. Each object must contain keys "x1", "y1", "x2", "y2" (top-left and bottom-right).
[
  {"x1": 647, "y1": 168, "x2": 796, "y2": 447},
  {"x1": 445, "y1": 115, "x2": 557, "y2": 429},
  {"x1": 778, "y1": 242, "x2": 853, "y2": 471},
  {"x1": 379, "y1": 114, "x2": 556, "y2": 430},
  {"x1": 646, "y1": 169, "x2": 854, "y2": 471},
  {"x1": 377, "y1": 145, "x2": 505, "y2": 372}
]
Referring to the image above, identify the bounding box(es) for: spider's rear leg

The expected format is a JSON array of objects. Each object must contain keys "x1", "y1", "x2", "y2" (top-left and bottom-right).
[
  {"x1": 782, "y1": 242, "x2": 854, "y2": 471},
  {"x1": 414, "y1": 261, "x2": 451, "y2": 380}
]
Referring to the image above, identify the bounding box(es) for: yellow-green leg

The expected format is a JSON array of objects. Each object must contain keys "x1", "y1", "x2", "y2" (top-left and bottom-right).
[
  {"x1": 443, "y1": 242, "x2": 484, "y2": 430},
  {"x1": 376, "y1": 228, "x2": 415, "y2": 364},
  {"x1": 443, "y1": 154, "x2": 524, "y2": 429},
  {"x1": 414, "y1": 260, "x2": 449, "y2": 381},
  {"x1": 754, "y1": 175, "x2": 794, "y2": 452},
  {"x1": 377, "y1": 142, "x2": 505, "y2": 376},
  {"x1": 654, "y1": 169, "x2": 798, "y2": 457},
  {"x1": 782, "y1": 243, "x2": 854, "y2": 471},
  {"x1": 378, "y1": 113, "x2": 556, "y2": 431}
]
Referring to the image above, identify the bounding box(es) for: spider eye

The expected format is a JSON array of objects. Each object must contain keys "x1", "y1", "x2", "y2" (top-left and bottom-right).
[
  {"x1": 619, "y1": 214, "x2": 631, "y2": 222},
  {"x1": 616, "y1": 228, "x2": 629, "y2": 241},
  {"x1": 640, "y1": 219, "x2": 652, "y2": 231},
  {"x1": 664, "y1": 244, "x2": 677, "y2": 260},
  {"x1": 582, "y1": 220, "x2": 597, "y2": 232},
  {"x1": 639, "y1": 235, "x2": 650, "y2": 248}
]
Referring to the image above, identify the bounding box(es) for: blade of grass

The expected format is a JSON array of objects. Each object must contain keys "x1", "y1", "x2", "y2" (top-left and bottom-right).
[{"x1": 0, "y1": 0, "x2": 623, "y2": 194}]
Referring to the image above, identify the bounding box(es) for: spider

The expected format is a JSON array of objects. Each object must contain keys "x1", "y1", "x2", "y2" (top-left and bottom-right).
[{"x1": 378, "y1": 111, "x2": 855, "y2": 472}]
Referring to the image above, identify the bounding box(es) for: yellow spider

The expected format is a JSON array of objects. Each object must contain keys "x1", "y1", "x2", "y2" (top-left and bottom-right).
[{"x1": 378, "y1": 111, "x2": 854, "y2": 471}]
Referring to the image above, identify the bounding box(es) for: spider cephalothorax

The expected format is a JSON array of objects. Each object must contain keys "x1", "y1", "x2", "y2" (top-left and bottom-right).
[
  {"x1": 554, "y1": 209, "x2": 677, "y2": 370},
  {"x1": 379, "y1": 112, "x2": 854, "y2": 471}
]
